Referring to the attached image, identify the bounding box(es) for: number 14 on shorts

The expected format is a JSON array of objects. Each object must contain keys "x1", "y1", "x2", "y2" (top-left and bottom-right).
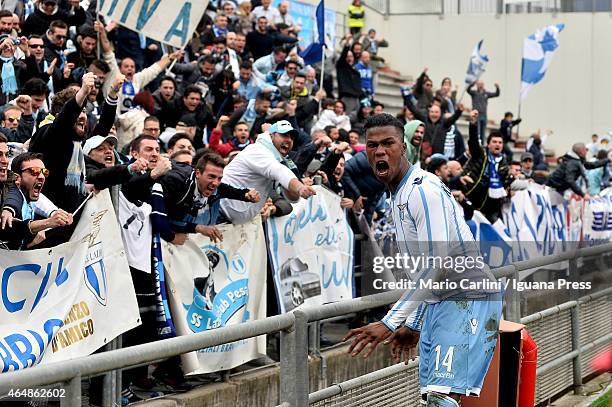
[{"x1": 433, "y1": 345, "x2": 455, "y2": 378}]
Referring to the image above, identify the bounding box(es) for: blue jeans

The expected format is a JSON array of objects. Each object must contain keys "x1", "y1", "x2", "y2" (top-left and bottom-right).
[{"x1": 478, "y1": 115, "x2": 488, "y2": 146}]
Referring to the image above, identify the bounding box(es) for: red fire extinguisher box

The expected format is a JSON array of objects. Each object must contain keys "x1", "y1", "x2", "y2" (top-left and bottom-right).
[{"x1": 461, "y1": 320, "x2": 536, "y2": 407}]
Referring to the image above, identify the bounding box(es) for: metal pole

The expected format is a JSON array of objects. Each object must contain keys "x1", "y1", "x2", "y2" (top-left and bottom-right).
[
  {"x1": 115, "y1": 335, "x2": 123, "y2": 406},
  {"x1": 280, "y1": 311, "x2": 309, "y2": 407},
  {"x1": 61, "y1": 374, "x2": 81, "y2": 407},
  {"x1": 570, "y1": 306, "x2": 584, "y2": 395},
  {"x1": 504, "y1": 267, "x2": 521, "y2": 322},
  {"x1": 101, "y1": 339, "x2": 116, "y2": 407}
]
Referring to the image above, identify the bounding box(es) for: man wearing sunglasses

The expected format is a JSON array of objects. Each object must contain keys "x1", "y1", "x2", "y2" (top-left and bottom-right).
[
  {"x1": 0, "y1": 96, "x2": 35, "y2": 143},
  {"x1": 22, "y1": 0, "x2": 86, "y2": 37},
  {"x1": 0, "y1": 152, "x2": 73, "y2": 250},
  {"x1": 43, "y1": 20, "x2": 69, "y2": 71}
]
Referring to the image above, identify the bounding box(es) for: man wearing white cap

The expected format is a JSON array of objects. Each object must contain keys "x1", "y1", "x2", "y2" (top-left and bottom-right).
[
  {"x1": 220, "y1": 120, "x2": 316, "y2": 224},
  {"x1": 84, "y1": 134, "x2": 148, "y2": 191}
]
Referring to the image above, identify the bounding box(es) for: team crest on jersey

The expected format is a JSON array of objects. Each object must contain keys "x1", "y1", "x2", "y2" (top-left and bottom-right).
[
  {"x1": 412, "y1": 176, "x2": 423, "y2": 185},
  {"x1": 397, "y1": 203, "x2": 407, "y2": 221}
]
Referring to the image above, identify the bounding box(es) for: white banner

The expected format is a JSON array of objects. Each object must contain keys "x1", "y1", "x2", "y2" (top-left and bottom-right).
[
  {"x1": 0, "y1": 191, "x2": 140, "y2": 372},
  {"x1": 503, "y1": 185, "x2": 568, "y2": 262},
  {"x1": 162, "y1": 217, "x2": 267, "y2": 375},
  {"x1": 98, "y1": 0, "x2": 209, "y2": 48},
  {"x1": 267, "y1": 186, "x2": 354, "y2": 314},
  {"x1": 582, "y1": 187, "x2": 612, "y2": 244}
]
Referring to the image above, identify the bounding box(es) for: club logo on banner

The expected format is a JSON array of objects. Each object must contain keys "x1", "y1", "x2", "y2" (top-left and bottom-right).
[
  {"x1": 161, "y1": 217, "x2": 266, "y2": 375},
  {"x1": 267, "y1": 186, "x2": 354, "y2": 314},
  {"x1": 0, "y1": 191, "x2": 140, "y2": 372}
]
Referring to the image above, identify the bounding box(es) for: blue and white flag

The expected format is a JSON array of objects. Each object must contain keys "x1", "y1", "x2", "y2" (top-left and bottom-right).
[
  {"x1": 299, "y1": 0, "x2": 325, "y2": 66},
  {"x1": 520, "y1": 23, "x2": 565, "y2": 100},
  {"x1": 464, "y1": 40, "x2": 489, "y2": 85}
]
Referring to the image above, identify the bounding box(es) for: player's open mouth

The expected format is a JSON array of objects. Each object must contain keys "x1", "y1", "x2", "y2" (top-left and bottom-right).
[
  {"x1": 104, "y1": 154, "x2": 113, "y2": 164},
  {"x1": 0, "y1": 166, "x2": 6, "y2": 177},
  {"x1": 375, "y1": 160, "x2": 390, "y2": 176}
]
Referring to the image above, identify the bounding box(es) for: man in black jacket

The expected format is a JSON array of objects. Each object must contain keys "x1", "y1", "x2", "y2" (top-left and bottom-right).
[
  {"x1": 22, "y1": 0, "x2": 86, "y2": 37},
  {"x1": 150, "y1": 153, "x2": 260, "y2": 244},
  {"x1": 499, "y1": 112, "x2": 521, "y2": 163},
  {"x1": 403, "y1": 94, "x2": 464, "y2": 158},
  {"x1": 42, "y1": 20, "x2": 70, "y2": 70},
  {"x1": 336, "y1": 38, "x2": 362, "y2": 114},
  {"x1": 29, "y1": 72, "x2": 122, "y2": 213},
  {"x1": 546, "y1": 143, "x2": 611, "y2": 200},
  {"x1": 1, "y1": 152, "x2": 73, "y2": 249},
  {"x1": 461, "y1": 110, "x2": 512, "y2": 223}
]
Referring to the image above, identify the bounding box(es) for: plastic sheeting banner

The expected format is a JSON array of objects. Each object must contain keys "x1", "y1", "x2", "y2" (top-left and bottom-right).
[
  {"x1": 162, "y1": 217, "x2": 267, "y2": 375},
  {"x1": 0, "y1": 191, "x2": 140, "y2": 372},
  {"x1": 267, "y1": 186, "x2": 354, "y2": 314}
]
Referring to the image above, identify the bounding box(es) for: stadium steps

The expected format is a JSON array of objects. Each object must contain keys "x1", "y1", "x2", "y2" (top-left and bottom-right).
[{"x1": 332, "y1": 65, "x2": 560, "y2": 167}]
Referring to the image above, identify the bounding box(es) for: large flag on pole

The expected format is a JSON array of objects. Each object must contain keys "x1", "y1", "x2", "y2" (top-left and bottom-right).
[
  {"x1": 520, "y1": 24, "x2": 565, "y2": 100},
  {"x1": 464, "y1": 40, "x2": 489, "y2": 85},
  {"x1": 299, "y1": 0, "x2": 325, "y2": 66}
]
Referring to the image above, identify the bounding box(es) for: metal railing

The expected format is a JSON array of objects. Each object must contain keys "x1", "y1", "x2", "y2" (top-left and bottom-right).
[
  {"x1": 308, "y1": 287, "x2": 612, "y2": 406},
  {"x1": 0, "y1": 243, "x2": 611, "y2": 406}
]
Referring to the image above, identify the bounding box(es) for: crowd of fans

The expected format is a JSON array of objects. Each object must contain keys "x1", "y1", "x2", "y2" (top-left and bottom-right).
[{"x1": 0, "y1": 0, "x2": 610, "y2": 405}]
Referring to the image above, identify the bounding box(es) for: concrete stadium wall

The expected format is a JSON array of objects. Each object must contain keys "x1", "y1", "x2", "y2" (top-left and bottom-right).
[
  {"x1": 139, "y1": 343, "x2": 396, "y2": 407},
  {"x1": 295, "y1": 0, "x2": 612, "y2": 155},
  {"x1": 375, "y1": 12, "x2": 612, "y2": 156}
]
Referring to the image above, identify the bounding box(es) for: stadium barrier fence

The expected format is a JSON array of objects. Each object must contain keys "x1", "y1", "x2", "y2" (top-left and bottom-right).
[{"x1": 0, "y1": 240, "x2": 610, "y2": 406}]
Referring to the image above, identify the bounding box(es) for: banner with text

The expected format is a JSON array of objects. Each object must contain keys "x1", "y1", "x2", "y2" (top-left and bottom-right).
[
  {"x1": 582, "y1": 187, "x2": 612, "y2": 244},
  {"x1": 162, "y1": 217, "x2": 267, "y2": 375},
  {"x1": 0, "y1": 191, "x2": 140, "y2": 372},
  {"x1": 98, "y1": 0, "x2": 209, "y2": 48},
  {"x1": 267, "y1": 186, "x2": 354, "y2": 314}
]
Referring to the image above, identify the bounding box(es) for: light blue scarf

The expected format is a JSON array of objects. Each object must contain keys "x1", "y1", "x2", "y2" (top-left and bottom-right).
[
  {"x1": 1, "y1": 56, "x2": 17, "y2": 96},
  {"x1": 65, "y1": 141, "x2": 86, "y2": 195},
  {"x1": 256, "y1": 133, "x2": 297, "y2": 171}
]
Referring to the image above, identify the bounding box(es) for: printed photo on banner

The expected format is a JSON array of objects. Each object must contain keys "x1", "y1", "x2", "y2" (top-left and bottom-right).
[
  {"x1": 161, "y1": 217, "x2": 267, "y2": 375},
  {"x1": 0, "y1": 191, "x2": 140, "y2": 372},
  {"x1": 267, "y1": 186, "x2": 354, "y2": 314}
]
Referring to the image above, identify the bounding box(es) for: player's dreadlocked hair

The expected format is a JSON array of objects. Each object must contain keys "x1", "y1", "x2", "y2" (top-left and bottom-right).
[{"x1": 363, "y1": 113, "x2": 405, "y2": 139}]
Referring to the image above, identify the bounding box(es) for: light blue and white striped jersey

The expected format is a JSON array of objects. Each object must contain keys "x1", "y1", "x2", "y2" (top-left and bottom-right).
[{"x1": 381, "y1": 165, "x2": 498, "y2": 332}]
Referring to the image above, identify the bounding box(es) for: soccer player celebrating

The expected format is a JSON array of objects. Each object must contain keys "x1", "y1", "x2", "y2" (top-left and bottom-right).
[{"x1": 344, "y1": 114, "x2": 502, "y2": 406}]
